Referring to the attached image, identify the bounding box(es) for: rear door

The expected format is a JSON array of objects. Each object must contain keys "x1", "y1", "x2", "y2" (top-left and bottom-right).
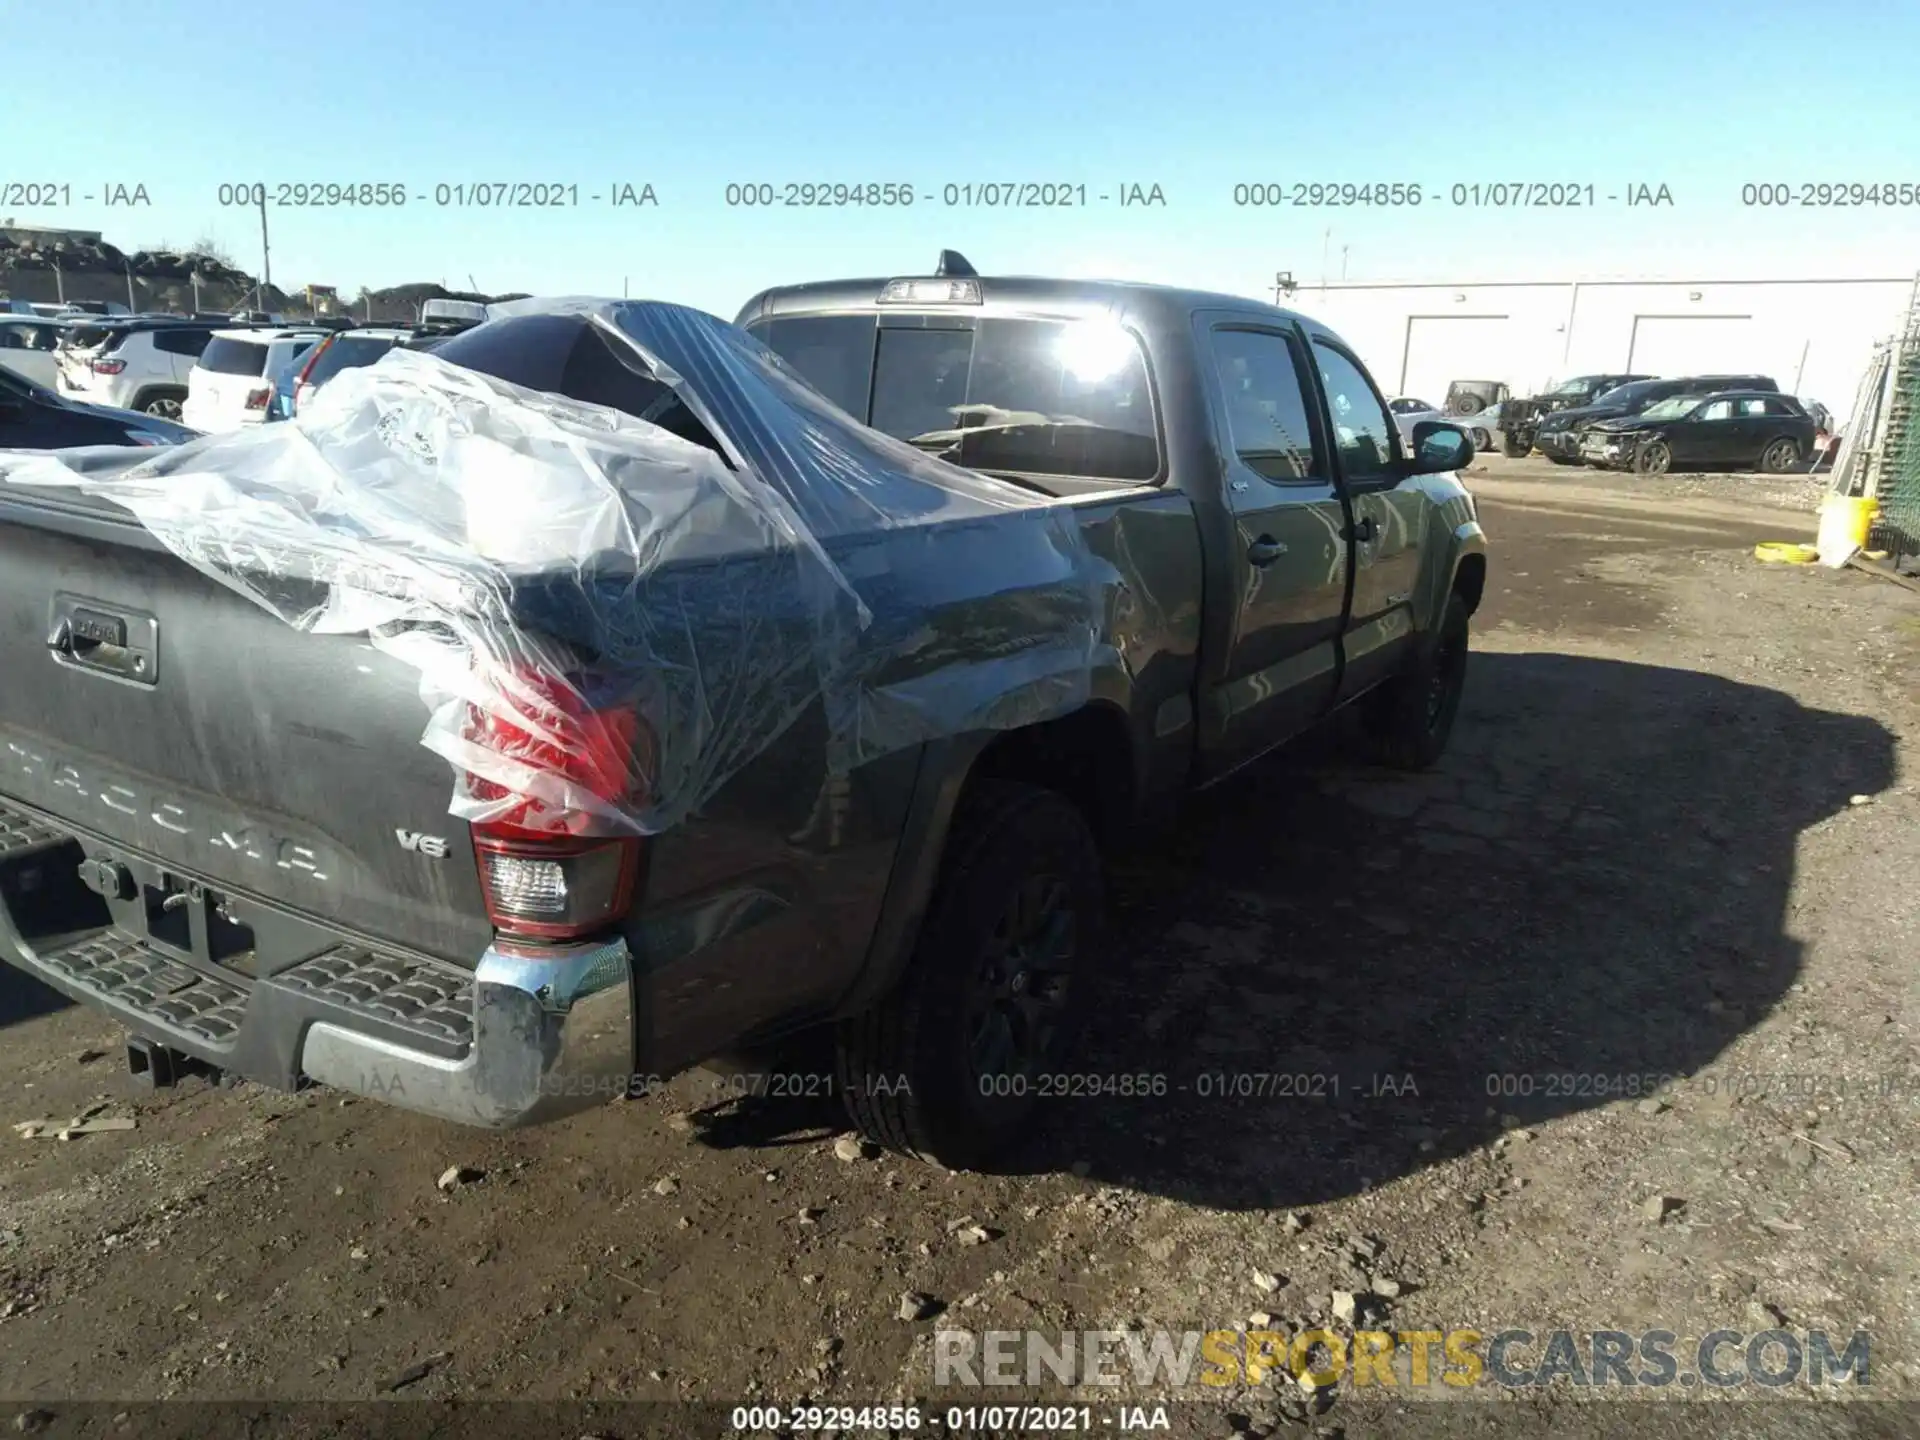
[
  {"x1": 1677, "y1": 397, "x2": 1738, "y2": 465},
  {"x1": 1193, "y1": 316, "x2": 1352, "y2": 775},
  {"x1": 1307, "y1": 335, "x2": 1427, "y2": 702}
]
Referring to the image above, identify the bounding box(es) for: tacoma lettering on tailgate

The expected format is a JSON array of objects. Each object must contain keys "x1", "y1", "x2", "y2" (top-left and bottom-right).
[{"x1": 2, "y1": 734, "x2": 332, "y2": 883}]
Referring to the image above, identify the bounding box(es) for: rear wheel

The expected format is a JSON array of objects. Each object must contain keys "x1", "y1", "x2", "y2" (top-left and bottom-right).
[
  {"x1": 837, "y1": 782, "x2": 1103, "y2": 1169},
  {"x1": 140, "y1": 392, "x2": 184, "y2": 420},
  {"x1": 1635, "y1": 440, "x2": 1672, "y2": 476},
  {"x1": 1471, "y1": 428, "x2": 1492, "y2": 451},
  {"x1": 1362, "y1": 591, "x2": 1471, "y2": 771},
  {"x1": 1760, "y1": 437, "x2": 1801, "y2": 473},
  {"x1": 1501, "y1": 434, "x2": 1531, "y2": 458},
  {"x1": 1546, "y1": 454, "x2": 1581, "y2": 466}
]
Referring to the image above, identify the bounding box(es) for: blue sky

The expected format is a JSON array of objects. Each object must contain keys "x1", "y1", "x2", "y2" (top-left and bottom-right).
[{"x1": 8, "y1": 0, "x2": 1918, "y2": 315}]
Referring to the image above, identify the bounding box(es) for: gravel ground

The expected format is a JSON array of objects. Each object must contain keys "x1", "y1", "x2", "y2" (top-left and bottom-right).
[{"x1": 2, "y1": 463, "x2": 1916, "y2": 1439}]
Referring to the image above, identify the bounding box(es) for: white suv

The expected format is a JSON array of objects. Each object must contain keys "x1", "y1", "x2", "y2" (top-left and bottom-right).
[
  {"x1": 0, "y1": 316, "x2": 66, "y2": 388},
  {"x1": 56, "y1": 321, "x2": 219, "y2": 419},
  {"x1": 180, "y1": 327, "x2": 326, "y2": 433}
]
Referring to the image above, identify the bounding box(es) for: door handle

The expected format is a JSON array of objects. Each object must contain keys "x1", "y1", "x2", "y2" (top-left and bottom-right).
[
  {"x1": 1350, "y1": 515, "x2": 1378, "y2": 544},
  {"x1": 1247, "y1": 536, "x2": 1287, "y2": 567}
]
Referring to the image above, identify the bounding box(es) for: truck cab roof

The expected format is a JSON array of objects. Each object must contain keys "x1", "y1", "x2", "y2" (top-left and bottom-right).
[{"x1": 736, "y1": 273, "x2": 1319, "y2": 333}]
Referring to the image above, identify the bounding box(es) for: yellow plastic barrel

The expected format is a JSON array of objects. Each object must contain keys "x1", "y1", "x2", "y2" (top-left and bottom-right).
[{"x1": 1818, "y1": 495, "x2": 1878, "y2": 555}]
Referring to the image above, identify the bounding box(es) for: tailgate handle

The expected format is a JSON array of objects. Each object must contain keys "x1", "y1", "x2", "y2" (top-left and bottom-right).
[{"x1": 46, "y1": 597, "x2": 158, "y2": 685}]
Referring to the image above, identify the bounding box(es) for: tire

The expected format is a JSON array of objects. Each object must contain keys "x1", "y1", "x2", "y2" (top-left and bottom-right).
[
  {"x1": 1501, "y1": 435, "x2": 1530, "y2": 458},
  {"x1": 1471, "y1": 428, "x2": 1492, "y2": 451},
  {"x1": 138, "y1": 391, "x2": 185, "y2": 421},
  {"x1": 837, "y1": 781, "x2": 1104, "y2": 1169},
  {"x1": 1362, "y1": 591, "x2": 1471, "y2": 771},
  {"x1": 1546, "y1": 454, "x2": 1581, "y2": 466},
  {"x1": 1634, "y1": 440, "x2": 1672, "y2": 476},
  {"x1": 1760, "y1": 437, "x2": 1801, "y2": 473},
  {"x1": 1449, "y1": 396, "x2": 1484, "y2": 416}
]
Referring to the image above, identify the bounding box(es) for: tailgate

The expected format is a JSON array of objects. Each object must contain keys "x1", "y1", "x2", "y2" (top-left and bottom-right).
[{"x1": 0, "y1": 501, "x2": 494, "y2": 965}]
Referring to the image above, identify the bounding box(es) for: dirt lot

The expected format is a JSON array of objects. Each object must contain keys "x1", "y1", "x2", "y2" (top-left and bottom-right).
[{"x1": 3, "y1": 456, "x2": 1918, "y2": 1438}]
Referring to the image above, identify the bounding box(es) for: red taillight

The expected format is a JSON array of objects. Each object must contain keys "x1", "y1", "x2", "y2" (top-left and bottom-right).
[
  {"x1": 245, "y1": 386, "x2": 273, "y2": 411},
  {"x1": 91, "y1": 357, "x2": 126, "y2": 375},
  {"x1": 461, "y1": 662, "x2": 652, "y2": 943}
]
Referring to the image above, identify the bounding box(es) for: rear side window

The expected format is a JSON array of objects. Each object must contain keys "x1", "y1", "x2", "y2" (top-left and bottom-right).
[
  {"x1": 1208, "y1": 328, "x2": 1321, "y2": 482},
  {"x1": 153, "y1": 328, "x2": 213, "y2": 357},
  {"x1": 199, "y1": 337, "x2": 271, "y2": 376},
  {"x1": 1762, "y1": 397, "x2": 1803, "y2": 417},
  {"x1": 304, "y1": 333, "x2": 400, "y2": 387}
]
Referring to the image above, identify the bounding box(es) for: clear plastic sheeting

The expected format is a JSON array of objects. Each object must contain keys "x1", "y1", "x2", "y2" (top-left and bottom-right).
[{"x1": 0, "y1": 300, "x2": 1117, "y2": 837}]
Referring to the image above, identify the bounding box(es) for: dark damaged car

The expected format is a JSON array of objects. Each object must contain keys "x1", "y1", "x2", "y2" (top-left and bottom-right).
[
  {"x1": 0, "y1": 271, "x2": 1486, "y2": 1168},
  {"x1": 1500, "y1": 372, "x2": 1651, "y2": 457},
  {"x1": 1534, "y1": 374, "x2": 1780, "y2": 465},
  {"x1": 1578, "y1": 390, "x2": 1816, "y2": 475}
]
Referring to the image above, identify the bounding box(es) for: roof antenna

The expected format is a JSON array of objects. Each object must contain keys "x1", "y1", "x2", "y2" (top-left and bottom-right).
[{"x1": 935, "y1": 249, "x2": 977, "y2": 278}]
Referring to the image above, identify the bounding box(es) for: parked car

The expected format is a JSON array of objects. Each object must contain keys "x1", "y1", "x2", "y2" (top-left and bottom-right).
[
  {"x1": 55, "y1": 318, "x2": 219, "y2": 420},
  {"x1": 181, "y1": 327, "x2": 327, "y2": 433},
  {"x1": 1535, "y1": 374, "x2": 1779, "y2": 466},
  {"x1": 1501, "y1": 373, "x2": 1653, "y2": 457},
  {"x1": 1445, "y1": 380, "x2": 1508, "y2": 417},
  {"x1": 1388, "y1": 396, "x2": 1444, "y2": 440},
  {"x1": 0, "y1": 316, "x2": 68, "y2": 388},
  {"x1": 0, "y1": 261, "x2": 1486, "y2": 1167},
  {"x1": 0, "y1": 364, "x2": 196, "y2": 449},
  {"x1": 288, "y1": 326, "x2": 417, "y2": 415},
  {"x1": 1579, "y1": 391, "x2": 1815, "y2": 475}
]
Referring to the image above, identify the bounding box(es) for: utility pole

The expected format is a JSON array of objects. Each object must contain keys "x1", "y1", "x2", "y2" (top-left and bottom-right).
[
  {"x1": 1340, "y1": 245, "x2": 1349, "y2": 281},
  {"x1": 258, "y1": 188, "x2": 272, "y2": 307},
  {"x1": 126, "y1": 263, "x2": 136, "y2": 313}
]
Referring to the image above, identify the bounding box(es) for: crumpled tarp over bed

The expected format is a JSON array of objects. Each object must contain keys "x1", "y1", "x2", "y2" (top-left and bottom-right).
[{"x1": 0, "y1": 300, "x2": 1118, "y2": 836}]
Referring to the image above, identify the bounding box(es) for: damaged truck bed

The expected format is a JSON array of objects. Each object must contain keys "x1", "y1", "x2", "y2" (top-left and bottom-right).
[{"x1": 0, "y1": 274, "x2": 1486, "y2": 1166}]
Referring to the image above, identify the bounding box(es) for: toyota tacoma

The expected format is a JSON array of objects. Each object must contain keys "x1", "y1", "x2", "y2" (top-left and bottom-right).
[{"x1": 0, "y1": 257, "x2": 1486, "y2": 1167}]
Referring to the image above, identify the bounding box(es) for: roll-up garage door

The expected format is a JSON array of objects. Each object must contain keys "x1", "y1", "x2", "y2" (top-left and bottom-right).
[
  {"x1": 1624, "y1": 315, "x2": 1757, "y2": 378},
  {"x1": 1397, "y1": 315, "x2": 1512, "y2": 403}
]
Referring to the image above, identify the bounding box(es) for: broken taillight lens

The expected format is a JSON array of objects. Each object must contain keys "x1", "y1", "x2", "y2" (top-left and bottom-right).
[{"x1": 462, "y1": 662, "x2": 651, "y2": 943}]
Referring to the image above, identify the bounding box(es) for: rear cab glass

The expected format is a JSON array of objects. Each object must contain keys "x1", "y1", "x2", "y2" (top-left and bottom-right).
[
  {"x1": 199, "y1": 337, "x2": 272, "y2": 376},
  {"x1": 750, "y1": 313, "x2": 1162, "y2": 486}
]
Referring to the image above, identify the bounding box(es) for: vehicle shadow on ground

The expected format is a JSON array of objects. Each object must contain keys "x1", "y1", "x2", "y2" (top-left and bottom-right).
[
  {"x1": 670, "y1": 651, "x2": 1894, "y2": 1209},
  {"x1": 1029, "y1": 649, "x2": 1894, "y2": 1207},
  {"x1": 0, "y1": 959, "x2": 72, "y2": 1030}
]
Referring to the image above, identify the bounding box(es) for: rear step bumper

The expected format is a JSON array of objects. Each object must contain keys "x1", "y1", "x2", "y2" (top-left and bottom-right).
[{"x1": 0, "y1": 795, "x2": 635, "y2": 1128}]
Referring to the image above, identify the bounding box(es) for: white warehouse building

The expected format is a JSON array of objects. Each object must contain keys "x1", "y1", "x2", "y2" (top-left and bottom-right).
[{"x1": 1287, "y1": 275, "x2": 1917, "y2": 425}]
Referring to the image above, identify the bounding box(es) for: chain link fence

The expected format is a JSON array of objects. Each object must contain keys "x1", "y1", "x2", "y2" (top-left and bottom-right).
[{"x1": 1871, "y1": 349, "x2": 1920, "y2": 560}]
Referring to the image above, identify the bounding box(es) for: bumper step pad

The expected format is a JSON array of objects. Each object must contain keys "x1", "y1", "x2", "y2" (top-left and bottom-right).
[
  {"x1": 276, "y1": 948, "x2": 474, "y2": 1052},
  {"x1": 36, "y1": 927, "x2": 249, "y2": 1047}
]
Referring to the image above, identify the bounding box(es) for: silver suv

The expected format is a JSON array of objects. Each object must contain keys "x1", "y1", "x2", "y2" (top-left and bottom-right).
[{"x1": 56, "y1": 321, "x2": 217, "y2": 419}]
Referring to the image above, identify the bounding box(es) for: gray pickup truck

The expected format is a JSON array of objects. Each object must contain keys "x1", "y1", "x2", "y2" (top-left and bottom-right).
[{"x1": 0, "y1": 257, "x2": 1486, "y2": 1168}]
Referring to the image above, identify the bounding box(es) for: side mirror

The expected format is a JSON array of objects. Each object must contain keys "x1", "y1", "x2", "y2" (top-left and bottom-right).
[{"x1": 1408, "y1": 419, "x2": 1474, "y2": 475}]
